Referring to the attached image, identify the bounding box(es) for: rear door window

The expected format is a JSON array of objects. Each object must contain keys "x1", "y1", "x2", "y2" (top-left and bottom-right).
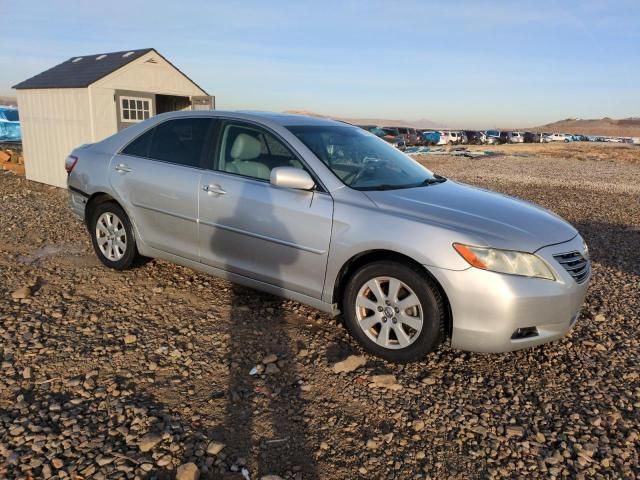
[{"x1": 122, "y1": 118, "x2": 217, "y2": 168}]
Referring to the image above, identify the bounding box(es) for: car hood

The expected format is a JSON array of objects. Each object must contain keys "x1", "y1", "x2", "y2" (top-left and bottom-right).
[{"x1": 363, "y1": 180, "x2": 577, "y2": 252}]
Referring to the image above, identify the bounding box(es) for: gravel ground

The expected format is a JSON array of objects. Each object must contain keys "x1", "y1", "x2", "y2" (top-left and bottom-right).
[{"x1": 1, "y1": 143, "x2": 638, "y2": 479}]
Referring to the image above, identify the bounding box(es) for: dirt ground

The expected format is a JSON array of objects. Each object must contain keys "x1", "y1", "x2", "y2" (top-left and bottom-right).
[{"x1": 1, "y1": 143, "x2": 638, "y2": 479}]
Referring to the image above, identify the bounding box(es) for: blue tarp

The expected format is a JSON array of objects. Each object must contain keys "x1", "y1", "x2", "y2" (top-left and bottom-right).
[
  {"x1": 0, "y1": 106, "x2": 21, "y2": 142},
  {"x1": 422, "y1": 131, "x2": 440, "y2": 144}
]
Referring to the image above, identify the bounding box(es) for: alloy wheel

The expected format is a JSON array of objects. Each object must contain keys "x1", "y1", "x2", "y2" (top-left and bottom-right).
[
  {"x1": 95, "y1": 212, "x2": 127, "y2": 261},
  {"x1": 355, "y1": 276, "x2": 423, "y2": 349}
]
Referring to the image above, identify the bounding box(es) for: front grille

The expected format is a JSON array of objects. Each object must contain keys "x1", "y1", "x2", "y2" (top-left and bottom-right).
[{"x1": 553, "y1": 251, "x2": 590, "y2": 284}]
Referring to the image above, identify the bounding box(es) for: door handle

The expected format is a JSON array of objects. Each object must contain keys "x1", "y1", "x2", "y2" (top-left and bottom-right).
[
  {"x1": 115, "y1": 163, "x2": 131, "y2": 173},
  {"x1": 202, "y1": 184, "x2": 226, "y2": 195}
]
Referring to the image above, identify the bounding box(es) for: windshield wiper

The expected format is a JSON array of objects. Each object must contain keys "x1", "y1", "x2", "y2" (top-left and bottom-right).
[
  {"x1": 357, "y1": 175, "x2": 447, "y2": 191},
  {"x1": 359, "y1": 184, "x2": 406, "y2": 191},
  {"x1": 417, "y1": 174, "x2": 447, "y2": 187}
]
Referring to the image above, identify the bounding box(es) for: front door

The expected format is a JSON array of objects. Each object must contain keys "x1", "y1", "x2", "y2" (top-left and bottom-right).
[{"x1": 198, "y1": 120, "x2": 333, "y2": 299}]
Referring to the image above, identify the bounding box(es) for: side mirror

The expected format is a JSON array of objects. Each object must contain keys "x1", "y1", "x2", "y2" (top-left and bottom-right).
[{"x1": 270, "y1": 167, "x2": 315, "y2": 190}]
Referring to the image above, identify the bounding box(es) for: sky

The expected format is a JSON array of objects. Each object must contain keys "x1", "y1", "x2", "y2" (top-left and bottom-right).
[{"x1": 1, "y1": 0, "x2": 639, "y2": 128}]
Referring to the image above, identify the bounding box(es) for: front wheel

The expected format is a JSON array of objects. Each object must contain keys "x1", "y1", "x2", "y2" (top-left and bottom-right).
[
  {"x1": 342, "y1": 261, "x2": 446, "y2": 362},
  {"x1": 90, "y1": 201, "x2": 139, "y2": 270}
]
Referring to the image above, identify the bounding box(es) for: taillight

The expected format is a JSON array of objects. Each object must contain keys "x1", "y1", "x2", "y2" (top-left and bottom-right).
[{"x1": 65, "y1": 155, "x2": 78, "y2": 174}]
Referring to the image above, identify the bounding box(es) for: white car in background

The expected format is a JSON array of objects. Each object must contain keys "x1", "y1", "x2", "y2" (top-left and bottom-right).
[
  {"x1": 440, "y1": 131, "x2": 465, "y2": 145},
  {"x1": 505, "y1": 131, "x2": 524, "y2": 143},
  {"x1": 436, "y1": 131, "x2": 450, "y2": 145},
  {"x1": 447, "y1": 131, "x2": 462, "y2": 145},
  {"x1": 545, "y1": 133, "x2": 572, "y2": 142}
]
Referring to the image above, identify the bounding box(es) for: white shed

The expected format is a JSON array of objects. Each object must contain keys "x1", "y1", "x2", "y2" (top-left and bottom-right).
[{"x1": 13, "y1": 48, "x2": 213, "y2": 188}]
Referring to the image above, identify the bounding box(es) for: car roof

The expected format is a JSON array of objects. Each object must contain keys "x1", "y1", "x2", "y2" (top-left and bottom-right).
[{"x1": 150, "y1": 110, "x2": 350, "y2": 127}]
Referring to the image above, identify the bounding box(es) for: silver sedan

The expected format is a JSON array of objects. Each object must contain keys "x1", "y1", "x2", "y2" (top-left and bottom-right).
[{"x1": 66, "y1": 111, "x2": 590, "y2": 362}]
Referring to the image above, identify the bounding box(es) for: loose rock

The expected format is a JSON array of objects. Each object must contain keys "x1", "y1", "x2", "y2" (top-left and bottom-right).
[
  {"x1": 207, "y1": 441, "x2": 225, "y2": 455},
  {"x1": 332, "y1": 355, "x2": 367, "y2": 373},
  {"x1": 176, "y1": 462, "x2": 200, "y2": 480}
]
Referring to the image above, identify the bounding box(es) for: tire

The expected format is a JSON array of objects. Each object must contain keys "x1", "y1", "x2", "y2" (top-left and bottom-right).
[
  {"x1": 342, "y1": 261, "x2": 445, "y2": 362},
  {"x1": 89, "y1": 201, "x2": 139, "y2": 270}
]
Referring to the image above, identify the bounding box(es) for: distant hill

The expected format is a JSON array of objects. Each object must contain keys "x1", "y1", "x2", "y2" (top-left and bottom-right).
[
  {"x1": 0, "y1": 96, "x2": 17, "y2": 107},
  {"x1": 531, "y1": 117, "x2": 640, "y2": 137},
  {"x1": 285, "y1": 110, "x2": 443, "y2": 129}
]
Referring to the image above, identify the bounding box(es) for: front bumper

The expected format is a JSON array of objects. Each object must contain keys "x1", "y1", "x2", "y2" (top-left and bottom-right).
[{"x1": 428, "y1": 235, "x2": 590, "y2": 353}]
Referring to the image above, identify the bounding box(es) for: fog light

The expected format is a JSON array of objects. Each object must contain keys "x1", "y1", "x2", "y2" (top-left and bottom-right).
[{"x1": 511, "y1": 327, "x2": 539, "y2": 340}]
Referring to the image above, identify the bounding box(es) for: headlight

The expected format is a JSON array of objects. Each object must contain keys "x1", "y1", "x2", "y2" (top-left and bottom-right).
[
  {"x1": 453, "y1": 243, "x2": 555, "y2": 280},
  {"x1": 582, "y1": 240, "x2": 589, "y2": 260}
]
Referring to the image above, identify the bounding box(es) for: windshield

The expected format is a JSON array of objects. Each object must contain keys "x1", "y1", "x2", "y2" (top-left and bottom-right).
[{"x1": 287, "y1": 125, "x2": 437, "y2": 190}]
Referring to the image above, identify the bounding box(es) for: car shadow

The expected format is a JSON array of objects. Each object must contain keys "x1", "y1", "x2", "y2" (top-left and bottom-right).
[
  {"x1": 207, "y1": 180, "x2": 320, "y2": 478},
  {"x1": 575, "y1": 221, "x2": 640, "y2": 277}
]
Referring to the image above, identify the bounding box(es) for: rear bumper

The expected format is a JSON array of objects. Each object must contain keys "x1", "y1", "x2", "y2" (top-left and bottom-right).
[
  {"x1": 68, "y1": 187, "x2": 87, "y2": 222},
  {"x1": 428, "y1": 235, "x2": 590, "y2": 353}
]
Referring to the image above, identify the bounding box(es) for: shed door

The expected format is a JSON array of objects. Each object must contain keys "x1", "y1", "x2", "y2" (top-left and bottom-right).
[{"x1": 191, "y1": 95, "x2": 215, "y2": 110}]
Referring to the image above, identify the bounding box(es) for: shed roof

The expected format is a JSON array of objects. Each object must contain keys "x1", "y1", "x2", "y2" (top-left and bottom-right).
[{"x1": 12, "y1": 48, "x2": 207, "y2": 94}]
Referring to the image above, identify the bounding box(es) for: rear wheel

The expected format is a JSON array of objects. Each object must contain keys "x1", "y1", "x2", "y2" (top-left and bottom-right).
[
  {"x1": 343, "y1": 261, "x2": 445, "y2": 362},
  {"x1": 90, "y1": 202, "x2": 139, "y2": 270}
]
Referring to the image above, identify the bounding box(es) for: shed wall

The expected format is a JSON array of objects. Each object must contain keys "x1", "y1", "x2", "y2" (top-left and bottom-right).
[
  {"x1": 89, "y1": 51, "x2": 206, "y2": 140},
  {"x1": 16, "y1": 88, "x2": 91, "y2": 188}
]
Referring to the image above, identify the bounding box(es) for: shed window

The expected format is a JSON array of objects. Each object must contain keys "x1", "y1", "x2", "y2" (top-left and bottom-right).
[{"x1": 120, "y1": 96, "x2": 151, "y2": 123}]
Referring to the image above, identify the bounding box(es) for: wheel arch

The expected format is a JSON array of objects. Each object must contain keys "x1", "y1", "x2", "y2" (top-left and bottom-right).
[
  {"x1": 84, "y1": 192, "x2": 118, "y2": 229},
  {"x1": 332, "y1": 249, "x2": 452, "y2": 337}
]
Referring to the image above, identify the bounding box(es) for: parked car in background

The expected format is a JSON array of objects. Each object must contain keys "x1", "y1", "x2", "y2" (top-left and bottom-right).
[
  {"x1": 389, "y1": 127, "x2": 419, "y2": 147},
  {"x1": 500, "y1": 131, "x2": 524, "y2": 144},
  {"x1": 546, "y1": 133, "x2": 572, "y2": 142},
  {"x1": 523, "y1": 132, "x2": 542, "y2": 143},
  {"x1": 379, "y1": 127, "x2": 407, "y2": 150},
  {"x1": 66, "y1": 110, "x2": 591, "y2": 361},
  {"x1": 447, "y1": 131, "x2": 462, "y2": 145},
  {"x1": 357, "y1": 125, "x2": 407, "y2": 151},
  {"x1": 0, "y1": 106, "x2": 21, "y2": 142},
  {"x1": 464, "y1": 130, "x2": 483, "y2": 145},
  {"x1": 483, "y1": 130, "x2": 500, "y2": 145},
  {"x1": 408, "y1": 128, "x2": 420, "y2": 146}
]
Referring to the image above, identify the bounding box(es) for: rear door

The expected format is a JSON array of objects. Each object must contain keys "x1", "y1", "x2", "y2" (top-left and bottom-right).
[
  {"x1": 198, "y1": 120, "x2": 333, "y2": 299},
  {"x1": 110, "y1": 117, "x2": 217, "y2": 261}
]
